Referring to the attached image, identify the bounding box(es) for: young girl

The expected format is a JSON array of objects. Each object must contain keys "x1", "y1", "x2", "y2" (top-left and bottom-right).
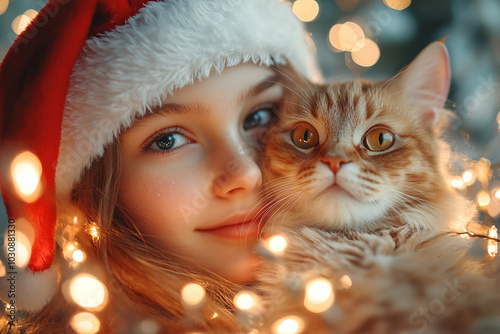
[{"x1": 0, "y1": 0, "x2": 320, "y2": 332}]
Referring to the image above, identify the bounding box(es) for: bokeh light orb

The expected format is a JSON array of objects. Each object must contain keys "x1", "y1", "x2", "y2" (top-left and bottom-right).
[
  {"x1": 304, "y1": 277, "x2": 334, "y2": 313},
  {"x1": 70, "y1": 312, "x2": 100, "y2": 334},
  {"x1": 477, "y1": 190, "x2": 491, "y2": 207},
  {"x1": 10, "y1": 151, "x2": 42, "y2": 202},
  {"x1": 0, "y1": 0, "x2": 8, "y2": 16},
  {"x1": 181, "y1": 283, "x2": 205, "y2": 306},
  {"x1": 292, "y1": 0, "x2": 319, "y2": 22},
  {"x1": 383, "y1": 0, "x2": 411, "y2": 10},
  {"x1": 351, "y1": 38, "x2": 380, "y2": 67},
  {"x1": 268, "y1": 235, "x2": 288, "y2": 255},
  {"x1": 70, "y1": 274, "x2": 107, "y2": 309},
  {"x1": 272, "y1": 315, "x2": 305, "y2": 334},
  {"x1": 234, "y1": 291, "x2": 260, "y2": 311}
]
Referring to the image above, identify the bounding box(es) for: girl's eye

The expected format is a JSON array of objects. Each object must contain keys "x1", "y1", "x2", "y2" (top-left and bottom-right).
[
  {"x1": 146, "y1": 131, "x2": 190, "y2": 153},
  {"x1": 243, "y1": 107, "x2": 275, "y2": 130},
  {"x1": 362, "y1": 127, "x2": 395, "y2": 152},
  {"x1": 291, "y1": 123, "x2": 319, "y2": 149}
]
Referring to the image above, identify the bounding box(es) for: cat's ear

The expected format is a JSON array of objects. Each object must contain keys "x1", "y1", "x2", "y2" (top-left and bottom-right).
[{"x1": 388, "y1": 41, "x2": 450, "y2": 130}]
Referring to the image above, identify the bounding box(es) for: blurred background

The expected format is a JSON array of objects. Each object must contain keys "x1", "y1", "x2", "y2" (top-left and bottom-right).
[{"x1": 0, "y1": 0, "x2": 499, "y2": 239}]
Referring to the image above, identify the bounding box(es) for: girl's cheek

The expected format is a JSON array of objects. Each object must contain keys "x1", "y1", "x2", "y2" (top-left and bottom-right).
[{"x1": 126, "y1": 169, "x2": 210, "y2": 222}]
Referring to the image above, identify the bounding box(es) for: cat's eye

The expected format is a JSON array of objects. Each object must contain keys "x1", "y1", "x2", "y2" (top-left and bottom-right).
[
  {"x1": 291, "y1": 123, "x2": 319, "y2": 149},
  {"x1": 362, "y1": 127, "x2": 395, "y2": 152}
]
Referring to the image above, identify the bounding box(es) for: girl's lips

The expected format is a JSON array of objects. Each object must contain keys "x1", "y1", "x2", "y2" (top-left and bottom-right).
[
  {"x1": 200, "y1": 220, "x2": 264, "y2": 239},
  {"x1": 197, "y1": 213, "x2": 265, "y2": 239}
]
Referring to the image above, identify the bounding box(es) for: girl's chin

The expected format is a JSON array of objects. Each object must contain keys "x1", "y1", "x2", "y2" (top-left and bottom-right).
[{"x1": 216, "y1": 254, "x2": 262, "y2": 284}]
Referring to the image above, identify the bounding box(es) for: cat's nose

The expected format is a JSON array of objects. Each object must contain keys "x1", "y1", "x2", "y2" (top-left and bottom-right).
[{"x1": 321, "y1": 155, "x2": 350, "y2": 173}]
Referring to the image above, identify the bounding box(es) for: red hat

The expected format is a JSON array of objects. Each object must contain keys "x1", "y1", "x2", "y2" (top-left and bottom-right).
[{"x1": 0, "y1": 0, "x2": 320, "y2": 310}]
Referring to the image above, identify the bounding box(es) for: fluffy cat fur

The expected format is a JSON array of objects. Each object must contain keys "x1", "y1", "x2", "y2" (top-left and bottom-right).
[
  {"x1": 256, "y1": 227, "x2": 500, "y2": 334},
  {"x1": 254, "y1": 42, "x2": 500, "y2": 333}
]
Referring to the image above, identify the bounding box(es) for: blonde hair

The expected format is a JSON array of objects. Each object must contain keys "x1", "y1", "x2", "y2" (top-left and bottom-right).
[{"x1": 16, "y1": 140, "x2": 243, "y2": 333}]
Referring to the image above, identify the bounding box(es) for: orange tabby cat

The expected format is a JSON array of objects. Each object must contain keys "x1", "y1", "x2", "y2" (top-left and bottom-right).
[
  {"x1": 262, "y1": 41, "x2": 471, "y2": 233},
  {"x1": 254, "y1": 42, "x2": 500, "y2": 334}
]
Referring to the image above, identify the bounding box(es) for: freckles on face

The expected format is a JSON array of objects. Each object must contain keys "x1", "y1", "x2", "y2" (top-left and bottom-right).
[{"x1": 118, "y1": 147, "x2": 212, "y2": 233}]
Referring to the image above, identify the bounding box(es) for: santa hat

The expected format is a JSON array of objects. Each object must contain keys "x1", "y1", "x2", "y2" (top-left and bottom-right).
[{"x1": 0, "y1": 0, "x2": 320, "y2": 310}]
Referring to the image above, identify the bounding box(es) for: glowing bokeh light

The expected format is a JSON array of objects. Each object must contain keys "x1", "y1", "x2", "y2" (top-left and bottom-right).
[
  {"x1": 234, "y1": 291, "x2": 258, "y2": 311},
  {"x1": 304, "y1": 277, "x2": 335, "y2": 313},
  {"x1": 494, "y1": 189, "x2": 500, "y2": 200},
  {"x1": 488, "y1": 225, "x2": 498, "y2": 258},
  {"x1": 2, "y1": 218, "x2": 34, "y2": 269},
  {"x1": 497, "y1": 111, "x2": 500, "y2": 125},
  {"x1": 10, "y1": 151, "x2": 42, "y2": 202},
  {"x1": 13, "y1": 232, "x2": 31, "y2": 268},
  {"x1": 329, "y1": 24, "x2": 344, "y2": 51},
  {"x1": 88, "y1": 224, "x2": 100, "y2": 240},
  {"x1": 11, "y1": 14, "x2": 31, "y2": 35},
  {"x1": 340, "y1": 275, "x2": 352, "y2": 289},
  {"x1": 351, "y1": 38, "x2": 380, "y2": 67},
  {"x1": 70, "y1": 312, "x2": 100, "y2": 334},
  {"x1": 462, "y1": 171, "x2": 472, "y2": 183},
  {"x1": 267, "y1": 235, "x2": 288, "y2": 255},
  {"x1": 23, "y1": 9, "x2": 38, "y2": 20},
  {"x1": 292, "y1": 0, "x2": 319, "y2": 22},
  {"x1": 72, "y1": 250, "x2": 85, "y2": 263},
  {"x1": 451, "y1": 178, "x2": 465, "y2": 190},
  {"x1": 0, "y1": 0, "x2": 8, "y2": 16},
  {"x1": 272, "y1": 316, "x2": 305, "y2": 334},
  {"x1": 477, "y1": 190, "x2": 491, "y2": 207},
  {"x1": 462, "y1": 170, "x2": 476, "y2": 186},
  {"x1": 70, "y1": 275, "x2": 107, "y2": 309},
  {"x1": 339, "y1": 22, "x2": 365, "y2": 51},
  {"x1": 181, "y1": 283, "x2": 205, "y2": 306},
  {"x1": 383, "y1": 0, "x2": 411, "y2": 10}
]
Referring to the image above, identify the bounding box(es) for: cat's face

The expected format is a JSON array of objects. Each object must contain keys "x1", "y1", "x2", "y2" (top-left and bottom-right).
[{"x1": 263, "y1": 42, "x2": 452, "y2": 231}]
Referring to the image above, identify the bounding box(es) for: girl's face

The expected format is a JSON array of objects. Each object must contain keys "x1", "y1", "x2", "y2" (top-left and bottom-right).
[{"x1": 118, "y1": 63, "x2": 282, "y2": 283}]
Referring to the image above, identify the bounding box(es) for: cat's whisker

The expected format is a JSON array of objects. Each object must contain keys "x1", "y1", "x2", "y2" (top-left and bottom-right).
[
  {"x1": 271, "y1": 66, "x2": 313, "y2": 105},
  {"x1": 267, "y1": 80, "x2": 311, "y2": 109},
  {"x1": 262, "y1": 192, "x2": 304, "y2": 235},
  {"x1": 279, "y1": 100, "x2": 311, "y2": 114}
]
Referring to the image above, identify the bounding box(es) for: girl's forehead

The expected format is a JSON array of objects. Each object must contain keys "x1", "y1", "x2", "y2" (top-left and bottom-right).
[{"x1": 170, "y1": 63, "x2": 276, "y2": 100}]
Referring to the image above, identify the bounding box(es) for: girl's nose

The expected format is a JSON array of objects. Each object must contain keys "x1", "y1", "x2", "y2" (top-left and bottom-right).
[{"x1": 211, "y1": 145, "x2": 262, "y2": 199}]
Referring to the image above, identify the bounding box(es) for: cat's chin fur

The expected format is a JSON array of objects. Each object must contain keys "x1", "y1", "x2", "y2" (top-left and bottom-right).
[{"x1": 266, "y1": 188, "x2": 474, "y2": 234}]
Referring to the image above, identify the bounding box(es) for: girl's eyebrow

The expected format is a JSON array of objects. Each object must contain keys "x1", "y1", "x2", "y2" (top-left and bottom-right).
[
  {"x1": 237, "y1": 74, "x2": 283, "y2": 103},
  {"x1": 129, "y1": 73, "x2": 283, "y2": 132},
  {"x1": 129, "y1": 103, "x2": 207, "y2": 131}
]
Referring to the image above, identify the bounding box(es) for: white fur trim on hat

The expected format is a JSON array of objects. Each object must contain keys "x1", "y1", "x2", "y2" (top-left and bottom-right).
[{"x1": 56, "y1": 0, "x2": 320, "y2": 199}]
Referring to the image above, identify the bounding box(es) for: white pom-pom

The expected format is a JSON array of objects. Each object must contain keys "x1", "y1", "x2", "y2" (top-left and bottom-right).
[{"x1": 0, "y1": 267, "x2": 58, "y2": 312}]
